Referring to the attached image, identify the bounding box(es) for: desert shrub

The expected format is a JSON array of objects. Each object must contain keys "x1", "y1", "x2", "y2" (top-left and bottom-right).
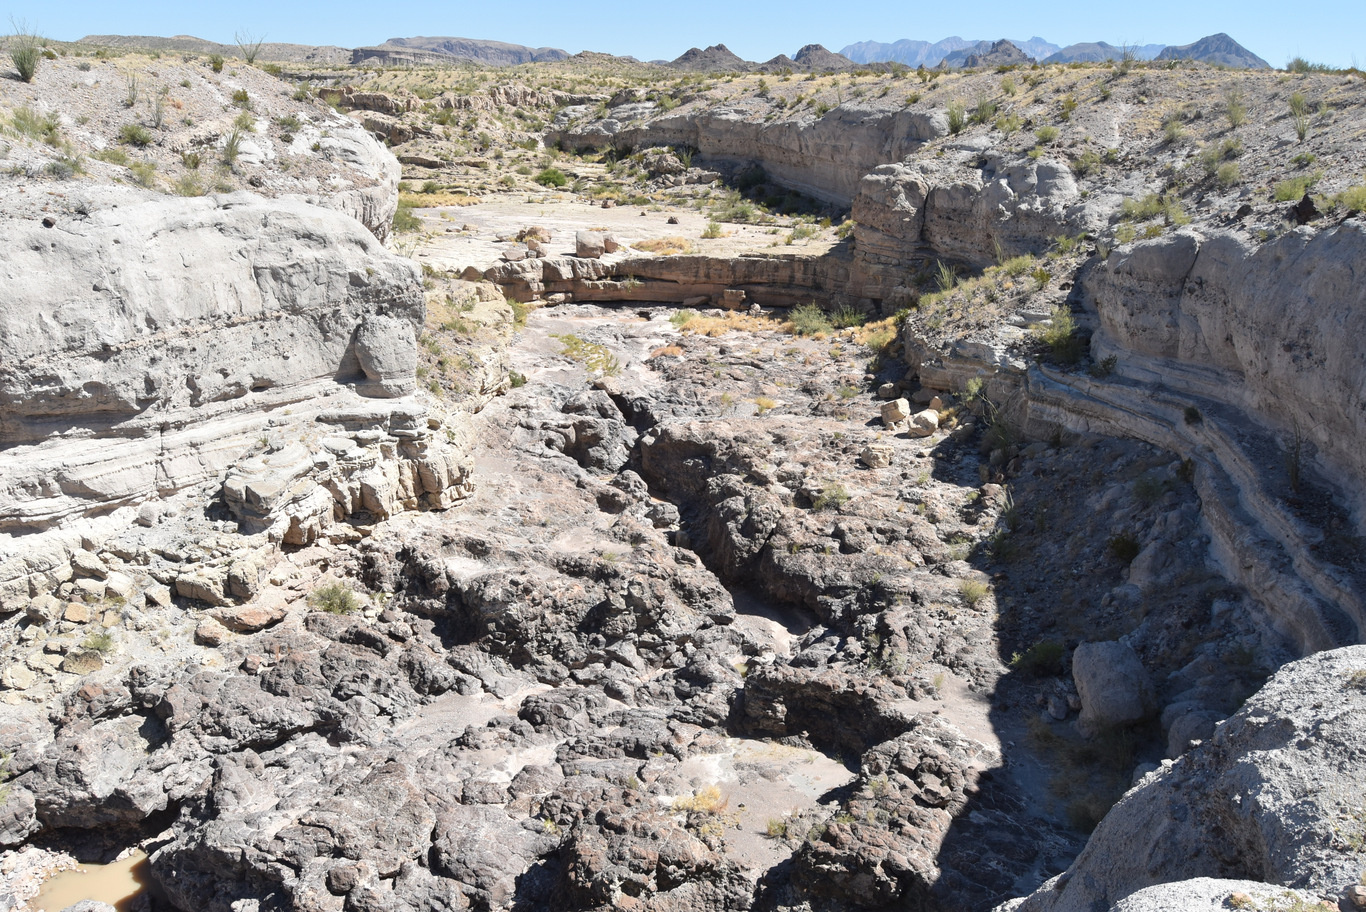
[
  {"x1": 119, "y1": 123, "x2": 153, "y2": 146},
  {"x1": 971, "y1": 93, "x2": 996, "y2": 125},
  {"x1": 534, "y1": 167, "x2": 567, "y2": 187},
  {"x1": 1036, "y1": 305, "x2": 1082, "y2": 364},
  {"x1": 701, "y1": 220, "x2": 724, "y2": 239},
  {"x1": 1331, "y1": 185, "x2": 1366, "y2": 212},
  {"x1": 958, "y1": 579, "x2": 989, "y2": 608},
  {"x1": 788, "y1": 302, "x2": 833, "y2": 336},
  {"x1": 1035, "y1": 125, "x2": 1059, "y2": 144},
  {"x1": 209, "y1": 53, "x2": 224, "y2": 73},
  {"x1": 8, "y1": 23, "x2": 41, "y2": 82},
  {"x1": 94, "y1": 148, "x2": 129, "y2": 165},
  {"x1": 1107, "y1": 533, "x2": 1141, "y2": 563},
  {"x1": 1215, "y1": 162, "x2": 1241, "y2": 188},
  {"x1": 1010, "y1": 639, "x2": 1064, "y2": 676},
  {"x1": 669, "y1": 308, "x2": 698, "y2": 327},
  {"x1": 946, "y1": 99, "x2": 966, "y2": 134},
  {"x1": 1273, "y1": 172, "x2": 1321, "y2": 201},
  {"x1": 128, "y1": 160, "x2": 156, "y2": 187},
  {"x1": 392, "y1": 198, "x2": 420, "y2": 232},
  {"x1": 830, "y1": 305, "x2": 866, "y2": 328},
  {"x1": 231, "y1": 88, "x2": 251, "y2": 108},
  {"x1": 1224, "y1": 87, "x2": 1246, "y2": 128},
  {"x1": 812, "y1": 481, "x2": 849, "y2": 511},
  {"x1": 174, "y1": 173, "x2": 205, "y2": 196},
  {"x1": 308, "y1": 582, "x2": 360, "y2": 614},
  {"x1": 11, "y1": 106, "x2": 59, "y2": 144}
]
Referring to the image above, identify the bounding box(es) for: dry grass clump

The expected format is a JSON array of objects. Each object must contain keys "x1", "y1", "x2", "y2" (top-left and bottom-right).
[
  {"x1": 678, "y1": 311, "x2": 784, "y2": 337},
  {"x1": 672, "y1": 784, "x2": 728, "y2": 813},
  {"x1": 633, "y1": 236, "x2": 695, "y2": 255},
  {"x1": 649, "y1": 343, "x2": 684, "y2": 358},
  {"x1": 400, "y1": 190, "x2": 479, "y2": 208}
]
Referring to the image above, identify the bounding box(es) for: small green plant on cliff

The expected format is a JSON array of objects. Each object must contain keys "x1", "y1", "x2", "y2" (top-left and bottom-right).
[
  {"x1": 82, "y1": 631, "x2": 115, "y2": 654},
  {"x1": 812, "y1": 481, "x2": 850, "y2": 511},
  {"x1": 308, "y1": 582, "x2": 360, "y2": 615},
  {"x1": 1273, "y1": 172, "x2": 1321, "y2": 202},
  {"x1": 11, "y1": 106, "x2": 60, "y2": 144},
  {"x1": 1107, "y1": 533, "x2": 1141, "y2": 563},
  {"x1": 392, "y1": 198, "x2": 420, "y2": 233},
  {"x1": 1010, "y1": 639, "x2": 1064, "y2": 676},
  {"x1": 209, "y1": 53, "x2": 224, "y2": 73},
  {"x1": 958, "y1": 579, "x2": 989, "y2": 608},
  {"x1": 119, "y1": 123, "x2": 153, "y2": 146},
  {"x1": 1035, "y1": 305, "x2": 1082, "y2": 364}
]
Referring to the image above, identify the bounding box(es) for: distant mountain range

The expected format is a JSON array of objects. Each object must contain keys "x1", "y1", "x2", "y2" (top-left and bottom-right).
[
  {"x1": 840, "y1": 37, "x2": 1060, "y2": 67},
  {"x1": 666, "y1": 43, "x2": 856, "y2": 73},
  {"x1": 78, "y1": 33, "x2": 570, "y2": 67},
  {"x1": 840, "y1": 33, "x2": 1267, "y2": 68},
  {"x1": 77, "y1": 31, "x2": 1271, "y2": 72}
]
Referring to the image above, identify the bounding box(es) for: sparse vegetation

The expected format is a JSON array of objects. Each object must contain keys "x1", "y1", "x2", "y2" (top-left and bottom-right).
[
  {"x1": 308, "y1": 582, "x2": 360, "y2": 614},
  {"x1": 788, "y1": 302, "x2": 834, "y2": 336},
  {"x1": 8, "y1": 20, "x2": 42, "y2": 83}
]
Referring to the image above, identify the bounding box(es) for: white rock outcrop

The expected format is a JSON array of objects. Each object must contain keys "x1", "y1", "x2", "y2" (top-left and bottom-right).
[{"x1": 0, "y1": 189, "x2": 473, "y2": 613}]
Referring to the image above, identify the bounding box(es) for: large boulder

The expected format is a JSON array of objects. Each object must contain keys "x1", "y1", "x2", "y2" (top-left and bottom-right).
[{"x1": 1071, "y1": 641, "x2": 1156, "y2": 736}]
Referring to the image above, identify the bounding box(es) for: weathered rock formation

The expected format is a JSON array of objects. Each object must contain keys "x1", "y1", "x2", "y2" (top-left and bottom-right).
[
  {"x1": 0, "y1": 190, "x2": 473, "y2": 617},
  {"x1": 1008, "y1": 645, "x2": 1366, "y2": 912}
]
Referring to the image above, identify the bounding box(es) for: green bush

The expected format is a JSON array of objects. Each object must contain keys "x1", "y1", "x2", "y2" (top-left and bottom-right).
[
  {"x1": 1010, "y1": 639, "x2": 1064, "y2": 676},
  {"x1": 209, "y1": 53, "x2": 224, "y2": 73},
  {"x1": 392, "y1": 198, "x2": 420, "y2": 232},
  {"x1": 307, "y1": 582, "x2": 360, "y2": 614},
  {"x1": 812, "y1": 481, "x2": 850, "y2": 511},
  {"x1": 1107, "y1": 533, "x2": 1141, "y2": 563},
  {"x1": 1035, "y1": 125, "x2": 1059, "y2": 144},
  {"x1": 534, "y1": 167, "x2": 567, "y2": 187},
  {"x1": 231, "y1": 88, "x2": 251, "y2": 108},
  {"x1": 958, "y1": 578, "x2": 989, "y2": 608},
  {"x1": 1273, "y1": 172, "x2": 1321, "y2": 201},
  {"x1": 1036, "y1": 305, "x2": 1082, "y2": 364},
  {"x1": 128, "y1": 160, "x2": 156, "y2": 188},
  {"x1": 11, "y1": 106, "x2": 59, "y2": 144},
  {"x1": 8, "y1": 25, "x2": 41, "y2": 83},
  {"x1": 788, "y1": 302, "x2": 833, "y2": 336},
  {"x1": 946, "y1": 99, "x2": 966, "y2": 134},
  {"x1": 119, "y1": 123, "x2": 153, "y2": 146}
]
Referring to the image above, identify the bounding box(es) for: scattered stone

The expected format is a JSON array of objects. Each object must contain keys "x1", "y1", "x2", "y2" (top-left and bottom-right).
[
  {"x1": 860, "y1": 444, "x2": 893, "y2": 468},
  {"x1": 906, "y1": 409, "x2": 940, "y2": 438},
  {"x1": 62, "y1": 602, "x2": 92, "y2": 625},
  {"x1": 60, "y1": 650, "x2": 104, "y2": 675},
  {"x1": 1, "y1": 665, "x2": 37, "y2": 690},
  {"x1": 145, "y1": 585, "x2": 173, "y2": 608},
  {"x1": 71, "y1": 550, "x2": 108, "y2": 579},
  {"x1": 194, "y1": 618, "x2": 232, "y2": 647},
  {"x1": 876, "y1": 382, "x2": 899, "y2": 399},
  {"x1": 880, "y1": 398, "x2": 911, "y2": 426}
]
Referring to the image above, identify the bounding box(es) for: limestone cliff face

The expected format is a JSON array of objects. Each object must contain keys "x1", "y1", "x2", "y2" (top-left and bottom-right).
[
  {"x1": 553, "y1": 103, "x2": 948, "y2": 206},
  {"x1": 1083, "y1": 222, "x2": 1366, "y2": 520},
  {"x1": 553, "y1": 104, "x2": 1111, "y2": 306},
  {"x1": 0, "y1": 190, "x2": 474, "y2": 612}
]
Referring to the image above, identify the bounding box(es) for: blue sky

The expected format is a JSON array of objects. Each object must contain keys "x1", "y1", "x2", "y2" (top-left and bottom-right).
[{"x1": 5, "y1": 0, "x2": 1362, "y2": 68}]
